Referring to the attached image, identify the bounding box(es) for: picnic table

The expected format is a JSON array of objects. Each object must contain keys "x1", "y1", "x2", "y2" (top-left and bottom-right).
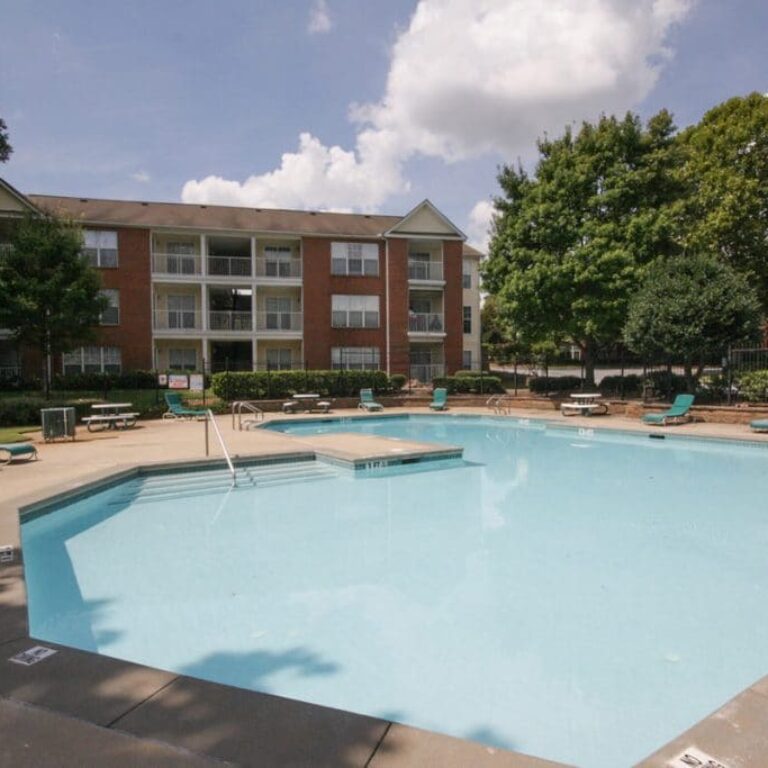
[
  {"x1": 282, "y1": 393, "x2": 332, "y2": 414},
  {"x1": 560, "y1": 393, "x2": 609, "y2": 417},
  {"x1": 82, "y1": 402, "x2": 140, "y2": 431}
]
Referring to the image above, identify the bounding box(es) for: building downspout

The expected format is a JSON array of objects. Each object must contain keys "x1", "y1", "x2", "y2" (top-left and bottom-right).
[{"x1": 385, "y1": 238, "x2": 390, "y2": 375}]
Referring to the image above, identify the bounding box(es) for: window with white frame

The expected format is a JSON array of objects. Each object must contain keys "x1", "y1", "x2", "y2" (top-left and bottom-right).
[
  {"x1": 266, "y1": 347, "x2": 294, "y2": 370},
  {"x1": 166, "y1": 240, "x2": 197, "y2": 274},
  {"x1": 168, "y1": 348, "x2": 197, "y2": 371},
  {"x1": 264, "y1": 245, "x2": 294, "y2": 277},
  {"x1": 462, "y1": 260, "x2": 472, "y2": 289},
  {"x1": 62, "y1": 346, "x2": 121, "y2": 374},
  {"x1": 331, "y1": 347, "x2": 380, "y2": 371},
  {"x1": 331, "y1": 242, "x2": 379, "y2": 276},
  {"x1": 99, "y1": 289, "x2": 120, "y2": 325},
  {"x1": 463, "y1": 306, "x2": 472, "y2": 334},
  {"x1": 331, "y1": 295, "x2": 379, "y2": 328},
  {"x1": 83, "y1": 230, "x2": 118, "y2": 267}
]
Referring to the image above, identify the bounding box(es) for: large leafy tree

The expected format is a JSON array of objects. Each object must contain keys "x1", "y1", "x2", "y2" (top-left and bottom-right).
[
  {"x1": 677, "y1": 93, "x2": 768, "y2": 308},
  {"x1": 0, "y1": 214, "x2": 107, "y2": 395},
  {"x1": 0, "y1": 118, "x2": 11, "y2": 163},
  {"x1": 624, "y1": 253, "x2": 761, "y2": 386},
  {"x1": 483, "y1": 111, "x2": 682, "y2": 383}
]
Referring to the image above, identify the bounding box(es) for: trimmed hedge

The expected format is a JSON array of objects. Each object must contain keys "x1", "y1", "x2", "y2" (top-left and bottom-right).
[
  {"x1": 389, "y1": 374, "x2": 407, "y2": 391},
  {"x1": 431, "y1": 375, "x2": 504, "y2": 394},
  {"x1": 52, "y1": 370, "x2": 158, "y2": 391},
  {"x1": 0, "y1": 397, "x2": 101, "y2": 427},
  {"x1": 599, "y1": 375, "x2": 643, "y2": 397},
  {"x1": 211, "y1": 370, "x2": 395, "y2": 401},
  {"x1": 528, "y1": 375, "x2": 583, "y2": 394},
  {"x1": 738, "y1": 370, "x2": 768, "y2": 403}
]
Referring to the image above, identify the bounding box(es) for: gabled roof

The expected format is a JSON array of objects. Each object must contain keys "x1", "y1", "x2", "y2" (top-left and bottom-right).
[
  {"x1": 383, "y1": 199, "x2": 466, "y2": 240},
  {"x1": 0, "y1": 177, "x2": 41, "y2": 217}
]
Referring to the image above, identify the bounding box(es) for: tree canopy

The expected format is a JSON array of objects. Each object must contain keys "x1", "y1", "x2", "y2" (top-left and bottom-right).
[
  {"x1": 623, "y1": 253, "x2": 761, "y2": 382},
  {"x1": 0, "y1": 213, "x2": 107, "y2": 393},
  {"x1": 0, "y1": 118, "x2": 11, "y2": 163},
  {"x1": 483, "y1": 110, "x2": 682, "y2": 381}
]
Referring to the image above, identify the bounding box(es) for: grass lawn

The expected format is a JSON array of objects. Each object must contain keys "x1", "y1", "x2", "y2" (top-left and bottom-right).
[{"x1": 0, "y1": 425, "x2": 37, "y2": 443}]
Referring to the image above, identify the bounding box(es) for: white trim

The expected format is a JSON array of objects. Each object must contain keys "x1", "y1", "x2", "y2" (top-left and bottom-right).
[{"x1": 383, "y1": 199, "x2": 467, "y2": 240}]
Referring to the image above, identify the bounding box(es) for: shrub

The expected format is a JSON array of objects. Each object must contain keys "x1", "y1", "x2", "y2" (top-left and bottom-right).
[
  {"x1": 0, "y1": 397, "x2": 101, "y2": 427},
  {"x1": 431, "y1": 375, "x2": 504, "y2": 394},
  {"x1": 528, "y1": 375, "x2": 583, "y2": 394},
  {"x1": 52, "y1": 370, "x2": 158, "y2": 391},
  {"x1": 211, "y1": 370, "x2": 394, "y2": 401},
  {"x1": 646, "y1": 370, "x2": 689, "y2": 396},
  {"x1": 492, "y1": 370, "x2": 529, "y2": 389},
  {"x1": 738, "y1": 370, "x2": 768, "y2": 403},
  {"x1": 389, "y1": 374, "x2": 407, "y2": 391},
  {"x1": 599, "y1": 374, "x2": 643, "y2": 397},
  {"x1": 0, "y1": 372, "x2": 40, "y2": 392}
]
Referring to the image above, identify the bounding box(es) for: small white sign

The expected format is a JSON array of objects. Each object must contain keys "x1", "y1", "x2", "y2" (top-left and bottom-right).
[
  {"x1": 157, "y1": 373, "x2": 168, "y2": 387},
  {"x1": 0, "y1": 545, "x2": 14, "y2": 564},
  {"x1": 9, "y1": 645, "x2": 58, "y2": 666},
  {"x1": 189, "y1": 373, "x2": 204, "y2": 392},
  {"x1": 668, "y1": 747, "x2": 730, "y2": 768},
  {"x1": 168, "y1": 374, "x2": 189, "y2": 390}
]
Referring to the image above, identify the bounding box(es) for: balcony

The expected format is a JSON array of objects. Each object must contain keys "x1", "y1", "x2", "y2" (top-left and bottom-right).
[
  {"x1": 153, "y1": 309, "x2": 202, "y2": 331},
  {"x1": 152, "y1": 252, "x2": 202, "y2": 277},
  {"x1": 207, "y1": 255, "x2": 252, "y2": 278},
  {"x1": 209, "y1": 311, "x2": 253, "y2": 332},
  {"x1": 408, "y1": 260, "x2": 444, "y2": 282},
  {"x1": 408, "y1": 312, "x2": 444, "y2": 334},
  {"x1": 256, "y1": 312, "x2": 303, "y2": 332},
  {"x1": 409, "y1": 363, "x2": 445, "y2": 383},
  {"x1": 255, "y1": 257, "x2": 302, "y2": 279}
]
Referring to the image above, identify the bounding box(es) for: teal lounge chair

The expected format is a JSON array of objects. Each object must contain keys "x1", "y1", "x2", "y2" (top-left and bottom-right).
[
  {"x1": 750, "y1": 419, "x2": 768, "y2": 433},
  {"x1": 358, "y1": 388, "x2": 383, "y2": 412},
  {"x1": 642, "y1": 394, "x2": 695, "y2": 426},
  {"x1": 163, "y1": 391, "x2": 207, "y2": 420},
  {"x1": 430, "y1": 387, "x2": 448, "y2": 411},
  {"x1": 0, "y1": 442, "x2": 37, "y2": 465}
]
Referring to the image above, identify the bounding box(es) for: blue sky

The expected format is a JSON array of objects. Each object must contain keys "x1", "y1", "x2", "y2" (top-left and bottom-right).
[{"x1": 1, "y1": 1, "x2": 766, "y2": 246}]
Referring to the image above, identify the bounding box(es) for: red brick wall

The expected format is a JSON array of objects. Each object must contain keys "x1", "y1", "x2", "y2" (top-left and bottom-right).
[
  {"x1": 96, "y1": 227, "x2": 153, "y2": 370},
  {"x1": 442, "y1": 240, "x2": 464, "y2": 375},
  {"x1": 302, "y1": 237, "x2": 387, "y2": 369},
  {"x1": 387, "y1": 238, "x2": 410, "y2": 375}
]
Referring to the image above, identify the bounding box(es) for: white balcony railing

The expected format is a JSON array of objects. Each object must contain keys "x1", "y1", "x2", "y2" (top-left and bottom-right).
[
  {"x1": 209, "y1": 311, "x2": 253, "y2": 331},
  {"x1": 409, "y1": 363, "x2": 445, "y2": 383},
  {"x1": 256, "y1": 312, "x2": 303, "y2": 332},
  {"x1": 408, "y1": 312, "x2": 444, "y2": 333},
  {"x1": 255, "y1": 258, "x2": 302, "y2": 279},
  {"x1": 254, "y1": 360, "x2": 303, "y2": 371},
  {"x1": 408, "y1": 260, "x2": 444, "y2": 281},
  {"x1": 152, "y1": 252, "x2": 202, "y2": 276},
  {"x1": 0, "y1": 365, "x2": 21, "y2": 378},
  {"x1": 153, "y1": 309, "x2": 202, "y2": 330},
  {"x1": 207, "y1": 256, "x2": 252, "y2": 277}
]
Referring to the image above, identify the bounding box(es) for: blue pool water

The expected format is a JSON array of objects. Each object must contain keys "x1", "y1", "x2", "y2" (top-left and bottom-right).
[{"x1": 22, "y1": 416, "x2": 768, "y2": 767}]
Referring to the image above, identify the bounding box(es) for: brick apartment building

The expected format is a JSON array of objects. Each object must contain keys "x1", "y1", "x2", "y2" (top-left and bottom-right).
[{"x1": 0, "y1": 178, "x2": 482, "y2": 382}]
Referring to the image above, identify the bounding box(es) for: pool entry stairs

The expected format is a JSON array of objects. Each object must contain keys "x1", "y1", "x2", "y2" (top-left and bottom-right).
[{"x1": 112, "y1": 460, "x2": 341, "y2": 505}]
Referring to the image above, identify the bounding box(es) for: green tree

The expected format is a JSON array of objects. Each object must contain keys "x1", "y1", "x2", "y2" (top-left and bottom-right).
[
  {"x1": 483, "y1": 110, "x2": 682, "y2": 383},
  {"x1": 0, "y1": 118, "x2": 11, "y2": 163},
  {"x1": 677, "y1": 93, "x2": 768, "y2": 308},
  {"x1": 624, "y1": 253, "x2": 761, "y2": 387},
  {"x1": 0, "y1": 213, "x2": 107, "y2": 396}
]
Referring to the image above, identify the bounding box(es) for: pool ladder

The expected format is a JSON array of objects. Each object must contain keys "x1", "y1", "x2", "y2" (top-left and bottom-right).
[
  {"x1": 205, "y1": 409, "x2": 237, "y2": 486},
  {"x1": 231, "y1": 401, "x2": 265, "y2": 431}
]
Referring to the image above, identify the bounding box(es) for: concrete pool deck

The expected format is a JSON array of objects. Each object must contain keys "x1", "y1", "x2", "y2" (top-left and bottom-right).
[{"x1": 2, "y1": 406, "x2": 768, "y2": 767}]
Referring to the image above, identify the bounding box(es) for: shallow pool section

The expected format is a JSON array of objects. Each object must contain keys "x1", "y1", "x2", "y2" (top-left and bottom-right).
[{"x1": 22, "y1": 416, "x2": 768, "y2": 768}]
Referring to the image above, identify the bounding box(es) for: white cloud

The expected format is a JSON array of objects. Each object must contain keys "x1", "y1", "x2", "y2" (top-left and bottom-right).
[
  {"x1": 131, "y1": 170, "x2": 150, "y2": 183},
  {"x1": 182, "y1": 0, "x2": 694, "y2": 211},
  {"x1": 307, "y1": 0, "x2": 332, "y2": 35},
  {"x1": 466, "y1": 199, "x2": 495, "y2": 251}
]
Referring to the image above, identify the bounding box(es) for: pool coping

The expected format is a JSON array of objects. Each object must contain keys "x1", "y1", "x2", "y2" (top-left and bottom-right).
[{"x1": 2, "y1": 410, "x2": 768, "y2": 767}]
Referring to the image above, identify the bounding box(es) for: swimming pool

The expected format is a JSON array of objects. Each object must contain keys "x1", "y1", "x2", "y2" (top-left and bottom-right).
[{"x1": 21, "y1": 415, "x2": 768, "y2": 767}]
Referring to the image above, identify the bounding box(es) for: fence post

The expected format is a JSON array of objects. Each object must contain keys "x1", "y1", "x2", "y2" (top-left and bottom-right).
[
  {"x1": 204, "y1": 415, "x2": 209, "y2": 457},
  {"x1": 726, "y1": 347, "x2": 733, "y2": 406},
  {"x1": 514, "y1": 355, "x2": 518, "y2": 396}
]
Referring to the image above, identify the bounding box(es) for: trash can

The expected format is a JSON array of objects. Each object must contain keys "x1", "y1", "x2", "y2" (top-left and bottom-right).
[{"x1": 40, "y1": 407, "x2": 76, "y2": 442}]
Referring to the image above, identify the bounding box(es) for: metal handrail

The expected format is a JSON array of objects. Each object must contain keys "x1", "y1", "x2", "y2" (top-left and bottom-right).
[
  {"x1": 231, "y1": 401, "x2": 264, "y2": 430},
  {"x1": 205, "y1": 409, "x2": 236, "y2": 485}
]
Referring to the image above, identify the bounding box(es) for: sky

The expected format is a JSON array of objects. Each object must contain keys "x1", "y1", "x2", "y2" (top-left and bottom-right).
[{"x1": 1, "y1": 0, "x2": 767, "y2": 249}]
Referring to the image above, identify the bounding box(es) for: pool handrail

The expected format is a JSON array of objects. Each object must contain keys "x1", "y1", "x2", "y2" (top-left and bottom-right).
[
  {"x1": 206, "y1": 409, "x2": 236, "y2": 485},
  {"x1": 231, "y1": 400, "x2": 264, "y2": 431}
]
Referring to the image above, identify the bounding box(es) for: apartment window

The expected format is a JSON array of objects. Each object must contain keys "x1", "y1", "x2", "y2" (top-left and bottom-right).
[
  {"x1": 83, "y1": 230, "x2": 118, "y2": 268},
  {"x1": 463, "y1": 306, "x2": 472, "y2": 334},
  {"x1": 462, "y1": 261, "x2": 472, "y2": 289},
  {"x1": 463, "y1": 350, "x2": 472, "y2": 369},
  {"x1": 331, "y1": 295, "x2": 379, "y2": 328},
  {"x1": 168, "y1": 348, "x2": 197, "y2": 371},
  {"x1": 100, "y1": 289, "x2": 120, "y2": 325},
  {"x1": 266, "y1": 348, "x2": 294, "y2": 370},
  {"x1": 331, "y1": 242, "x2": 379, "y2": 276},
  {"x1": 167, "y1": 295, "x2": 196, "y2": 329},
  {"x1": 409, "y1": 252, "x2": 431, "y2": 280},
  {"x1": 62, "y1": 346, "x2": 121, "y2": 374},
  {"x1": 167, "y1": 240, "x2": 196, "y2": 274},
  {"x1": 331, "y1": 347, "x2": 380, "y2": 371},
  {"x1": 265, "y1": 296, "x2": 294, "y2": 330},
  {"x1": 264, "y1": 245, "x2": 294, "y2": 277}
]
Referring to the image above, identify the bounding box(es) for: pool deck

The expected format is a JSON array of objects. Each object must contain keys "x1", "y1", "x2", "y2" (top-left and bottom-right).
[{"x1": 2, "y1": 406, "x2": 768, "y2": 767}]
